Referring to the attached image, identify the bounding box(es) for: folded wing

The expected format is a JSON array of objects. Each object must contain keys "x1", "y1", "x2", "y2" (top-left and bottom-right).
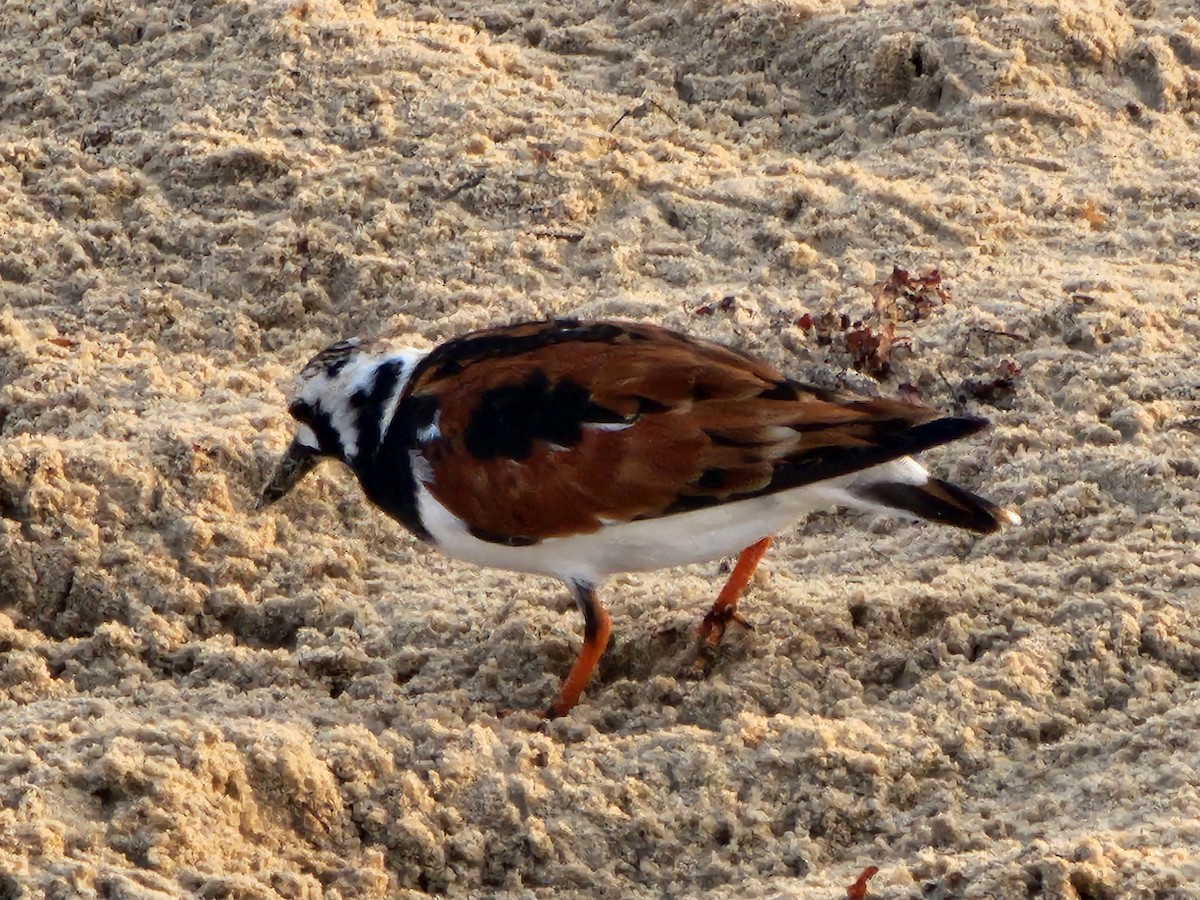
[{"x1": 401, "y1": 320, "x2": 984, "y2": 544}]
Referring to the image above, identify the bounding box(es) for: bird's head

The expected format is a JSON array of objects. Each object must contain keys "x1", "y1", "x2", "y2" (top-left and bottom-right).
[{"x1": 257, "y1": 336, "x2": 423, "y2": 508}]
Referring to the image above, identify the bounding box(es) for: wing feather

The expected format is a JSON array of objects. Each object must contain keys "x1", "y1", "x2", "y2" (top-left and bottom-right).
[{"x1": 399, "y1": 320, "x2": 978, "y2": 542}]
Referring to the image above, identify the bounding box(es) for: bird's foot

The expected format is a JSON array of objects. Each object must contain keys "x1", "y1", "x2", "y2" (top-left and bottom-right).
[{"x1": 686, "y1": 607, "x2": 753, "y2": 677}]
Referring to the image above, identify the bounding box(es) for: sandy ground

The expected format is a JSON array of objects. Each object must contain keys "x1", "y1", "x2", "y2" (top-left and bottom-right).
[{"x1": 2, "y1": 0, "x2": 1199, "y2": 897}]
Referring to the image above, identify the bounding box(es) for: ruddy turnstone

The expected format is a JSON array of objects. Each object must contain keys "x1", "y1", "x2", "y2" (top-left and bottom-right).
[{"x1": 258, "y1": 319, "x2": 1019, "y2": 716}]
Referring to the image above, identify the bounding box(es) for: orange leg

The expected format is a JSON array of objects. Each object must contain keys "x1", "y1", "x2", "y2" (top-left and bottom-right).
[
  {"x1": 694, "y1": 537, "x2": 771, "y2": 671},
  {"x1": 546, "y1": 583, "x2": 612, "y2": 718}
]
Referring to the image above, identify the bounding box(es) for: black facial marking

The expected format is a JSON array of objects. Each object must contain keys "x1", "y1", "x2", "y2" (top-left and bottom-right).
[
  {"x1": 463, "y1": 371, "x2": 622, "y2": 461},
  {"x1": 286, "y1": 396, "x2": 343, "y2": 460},
  {"x1": 351, "y1": 390, "x2": 432, "y2": 540},
  {"x1": 305, "y1": 406, "x2": 345, "y2": 460},
  {"x1": 351, "y1": 361, "x2": 404, "y2": 462},
  {"x1": 288, "y1": 399, "x2": 312, "y2": 422}
]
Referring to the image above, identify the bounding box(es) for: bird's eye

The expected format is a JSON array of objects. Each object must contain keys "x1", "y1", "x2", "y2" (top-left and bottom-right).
[{"x1": 288, "y1": 399, "x2": 312, "y2": 423}]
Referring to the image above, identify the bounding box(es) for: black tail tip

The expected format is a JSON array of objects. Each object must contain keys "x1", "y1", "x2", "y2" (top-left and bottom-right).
[{"x1": 856, "y1": 477, "x2": 1020, "y2": 534}]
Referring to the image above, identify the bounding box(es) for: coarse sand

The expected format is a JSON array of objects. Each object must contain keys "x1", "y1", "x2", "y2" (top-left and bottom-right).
[{"x1": 2, "y1": 0, "x2": 1200, "y2": 897}]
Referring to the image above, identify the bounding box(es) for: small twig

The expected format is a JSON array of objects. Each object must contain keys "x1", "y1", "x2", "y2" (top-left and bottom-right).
[
  {"x1": 444, "y1": 172, "x2": 485, "y2": 200},
  {"x1": 934, "y1": 365, "x2": 957, "y2": 397},
  {"x1": 609, "y1": 99, "x2": 669, "y2": 132},
  {"x1": 975, "y1": 327, "x2": 1028, "y2": 356},
  {"x1": 935, "y1": 365, "x2": 966, "y2": 414},
  {"x1": 975, "y1": 327, "x2": 1029, "y2": 342},
  {"x1": 529, "y1": 229, "x2": 585, "y2": 243}
]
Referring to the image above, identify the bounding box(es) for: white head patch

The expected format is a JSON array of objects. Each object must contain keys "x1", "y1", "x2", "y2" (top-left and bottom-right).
[{"x1": 289, "y1": 339, "x2": 427, "y2": 463}]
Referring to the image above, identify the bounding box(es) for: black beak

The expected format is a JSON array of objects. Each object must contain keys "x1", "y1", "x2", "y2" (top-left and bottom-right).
[{"x1": 257, "y1": 437, "x2": 321, "y2": 510}]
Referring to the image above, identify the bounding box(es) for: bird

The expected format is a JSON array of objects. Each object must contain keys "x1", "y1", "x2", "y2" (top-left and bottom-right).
[{"x1": 257, "y1": 318, "x2": 1019, "y2": 717}]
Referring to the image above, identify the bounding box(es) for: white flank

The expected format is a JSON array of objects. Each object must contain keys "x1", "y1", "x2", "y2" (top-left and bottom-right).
[{"x1": 412, "y1": 455, "x2": 934, "y2": 586}]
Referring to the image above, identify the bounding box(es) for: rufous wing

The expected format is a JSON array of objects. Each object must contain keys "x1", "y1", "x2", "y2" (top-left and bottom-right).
[{"x1": 400, "y1": 320, "x2": 979, "y2": 544}]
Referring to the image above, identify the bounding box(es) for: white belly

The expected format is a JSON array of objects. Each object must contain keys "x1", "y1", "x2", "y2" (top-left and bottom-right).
[{"x1": 412, "y1": 470, "x2": 897, "y2": 586}]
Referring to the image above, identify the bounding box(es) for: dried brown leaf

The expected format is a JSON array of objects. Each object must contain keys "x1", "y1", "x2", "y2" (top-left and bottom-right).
[
  {"x1": 960, "y1": 358, "x2": 1023, "y2": 405},
  {"x1": 846, "y1": 321, "x2": 907, "y2": 379},
  {"x1": 870, "y1": 265, "x2": 950, "y2": 322}
]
